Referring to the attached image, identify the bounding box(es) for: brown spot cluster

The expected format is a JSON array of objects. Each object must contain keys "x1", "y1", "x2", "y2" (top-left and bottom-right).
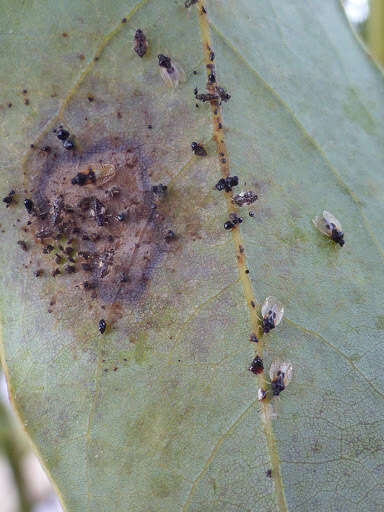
[{"x1": 25, "y1": 137, "x2": 171, "y2": 303}]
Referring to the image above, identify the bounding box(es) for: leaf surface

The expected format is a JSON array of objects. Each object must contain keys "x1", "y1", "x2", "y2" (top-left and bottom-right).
[{"x1": 1, "y1": 1, "x2": 384, "y2": 511}]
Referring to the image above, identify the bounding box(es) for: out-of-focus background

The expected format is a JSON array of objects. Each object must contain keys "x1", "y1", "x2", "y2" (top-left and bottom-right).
[{"x1": 0, "y1": 1, "x2": 382, "y2": 510}]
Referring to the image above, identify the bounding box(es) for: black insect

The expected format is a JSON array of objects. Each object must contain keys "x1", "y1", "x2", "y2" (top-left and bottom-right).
[
  {"x1": 158, "y1": 54, "x2": 173, "y2": 70},
  {"x1": 261, "y1": 297, "x2": 284, "y2": 333},
  {"x1": 134, "y1": 29, "x2": 148, "y2": 58},
  {"x1": 191, "y1": 142, "x2": 207, "y2": 156},
  {"x1": 208, "y1": 73, "x2": 216, "y2": 83},
  {"x1": 215, "y1": 175, "x2": 239, "y2": 192},
  {"x1": 248, "y1": 356, "x2": 264, "y2": 374},
  {"x1": 56, "y1": 128, "x2": 70, "y2": 141},
  {"x1": 71, "y1": 170, "x2": 95, "y2": 186},
  {"x1": 98, "y1": 319, "x2": 107, "y2": 334},
  {"x1": 24, "y1": 198, "x2": 34, "y2": 214},
  {"x1": 209, "y1": 51, "x2": 215, "y2": 61},
  {"x1": 152, "y1": 183, "x2": 167, "y2": 194},
  {"x1": 249, "y1": 333, "x2": 258, "y2": 343},
  {"x1": 116, "y1": 212, "x2": 126, "y2": 222},
  {"x1": 2, "y1": 190, "x2": 15, "y2": 207},
  {"x1": 184, "y1": 0, "x2": 197, "y2": 6},
  {"x1": 17, "y1": 240, "x2": 28, "y2": 251},
  {"x1": 271, "y1": 371, "x2": 285, "y2": 395}
]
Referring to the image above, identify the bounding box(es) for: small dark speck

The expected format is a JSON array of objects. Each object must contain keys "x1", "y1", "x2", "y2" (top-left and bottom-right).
[
  {"x1": 123, "y1": 358, "x2": 127, "y2": 362},
  {"x1": 87, "y1": 95, "x2": 94, "y2": 102},
  {"x1": 249, "y1": 210, "x2": 255, "y2": 217},
  {"x1": 24, "y1": 99, "x2": 30, "y2": 105},
  {"x1": 8, "y1": 103, "x2": 12, "y2": 108},
  {"x1": 94, "y1": 57, "x2": 99, "y2": 62},
  {"x1": 250, "y1": 333, "x2": 258, "y2": 343},
  {"x1": 64, "y1": 265, "x2": 76, "y2": 273},
  {"x1": 201, "y1": 6, "x2": 207, "y2": 14},
  {"x1": 195, "y1": 103, "x2": 199, "y2": 108},
  {"x1": 209, "y1": 51, "x2": 215, "y2": 61},
  {"x1": 63, "y1": 139, "x2": 74, "y2": 150},
  {"x1": 55, "y1": 254, "x2": 64, "y2": 264},
  {"x1": 193, "y1": 70, "x2": 197, "y2": 75},
  {"x1": 117, "y1": 112, "x2": 122, "y2": 119},
  {"x1": 42, "y1": 146, "x2": 51, "y2": 152},
  {"x1": 250, "y1": 301, "x2": 255, "y2": 308},
  {"x1": 147, "y1": 124, "x2": 152, "y2": 129},
  {"x1": 122, "y1": 17, "x2": 127, "y2": 23},
  {"x1": 165, "y1": 230, "x2": 176, "y2": 243},
  {"x1": 34, "y1": 269, "x2": 43, "y2": 277},
  {"x1": 266, "y1": 469, "x2": 272, "y2": 478},
  {"x1": 52, "y1": 268, "x2": 61, "y2": 277},
  {"x1": 62, "y1": 32, "x2": 68, "y2": 37},
  {"x1": 113, "y1": 367, "x2": 118, "y2": 371},
  {"x1": 104, "y1": 369, "x2": 108, "y2": 372},
  {"x1": 208, "y1": 73, "x2": 215, "y2": 83},
  {"x1": 218, "y1": 122, "x2": 223, "y2": 129},
  {"x1": 17, "y1": 240, "x2": 28, "y2": 251},
  {"x1": 22, "y1": 89, "x2": 28, "y2": 94},
  {"x1": 78, "y1": 54, "x2": 85, "y2": 60},
  {"x1": 221, "y1": 158, "x2": 226, "y2": 163},
  {"x1": 245, "y1": 269, "x2": 249, "y2": 274},
  {"x1": 120, "y1": 272, "x2": 129, "y2": 283},
  {"x1": 30, "y1": 144, "x2": 34, "y2": 148}
]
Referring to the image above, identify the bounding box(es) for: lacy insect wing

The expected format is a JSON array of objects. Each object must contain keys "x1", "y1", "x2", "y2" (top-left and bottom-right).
[
  {"x1": 269, "y1": 360, "x2": 293, "y2": 387},
  {"x1": 323, "y1": 210, "x2": 342, "y2": 232},
  {"x1": 312, "y1": 210, "x2": 342, "y2": 237},
  {"x1": 160, "y1": 60, "x2": 186, "y2": 88},
  {"x1": 261, "y1": 296, "x2": 284, "y2": 326},
  {"x1": 312, "y1": 215, "x2": 330, "y2": 236}
]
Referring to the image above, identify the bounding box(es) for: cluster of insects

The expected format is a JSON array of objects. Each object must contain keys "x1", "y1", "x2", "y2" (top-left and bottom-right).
[
  {"x1": 247, "y1": 296, "x2": 293, "y2": 401},
  {"x1": 8, "y1": 4, "x2": 347, "y2": 407}
]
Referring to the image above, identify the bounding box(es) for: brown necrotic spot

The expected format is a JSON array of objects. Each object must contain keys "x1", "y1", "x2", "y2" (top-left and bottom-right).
[{"x1": 25, "y1": 137, "x2": 172, "y2": 303}]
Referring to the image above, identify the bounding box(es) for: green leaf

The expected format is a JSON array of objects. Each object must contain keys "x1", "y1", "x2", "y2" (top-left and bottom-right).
[{"x1": 1, "y1": 1, "x2": 384, "y2": 510}]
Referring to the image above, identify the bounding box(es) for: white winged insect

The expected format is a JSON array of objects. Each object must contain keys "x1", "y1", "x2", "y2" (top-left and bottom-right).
[
  {"x1": 312, "y1": 210, "x2": 345, "y2": 246},
  {"x1": 158, "y1": 54, "x2": 186, "y2": 88},
  {"x1": 261, "y1": 296, "x2": 284, "y2": 333},
  {"x1": 270, "y1": 361, "x2": 293, "y2": 397}
]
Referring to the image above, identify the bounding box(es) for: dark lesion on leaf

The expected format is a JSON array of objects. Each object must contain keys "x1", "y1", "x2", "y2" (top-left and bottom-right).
[{"x1": 24, "y1": 136, "x2": 175, "y2": 303}]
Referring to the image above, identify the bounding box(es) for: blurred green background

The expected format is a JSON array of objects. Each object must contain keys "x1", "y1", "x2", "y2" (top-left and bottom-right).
[{"x1": 1, "y1": 1, "x2": 383, "y2": 511}]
